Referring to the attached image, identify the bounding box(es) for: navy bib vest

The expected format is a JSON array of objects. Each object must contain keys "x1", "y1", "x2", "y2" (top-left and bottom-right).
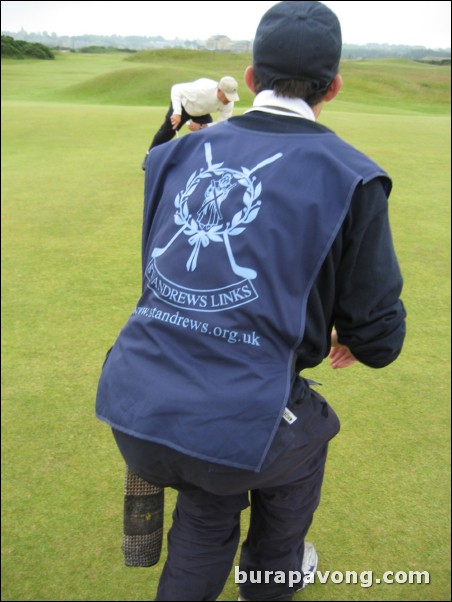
[{"x1": 96, "y1": 121, "x2": 389, "y2": 471}]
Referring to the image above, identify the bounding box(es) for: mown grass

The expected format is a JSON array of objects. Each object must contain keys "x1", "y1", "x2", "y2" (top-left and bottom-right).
[{"x1": 1, "y1": 50, "x2": 450, "y2": 601}]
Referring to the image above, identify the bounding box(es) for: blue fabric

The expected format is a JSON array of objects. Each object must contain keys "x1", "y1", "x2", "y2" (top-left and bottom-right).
[{"x1": 96, "y1": 121, "x2": 387, "y2": 470}]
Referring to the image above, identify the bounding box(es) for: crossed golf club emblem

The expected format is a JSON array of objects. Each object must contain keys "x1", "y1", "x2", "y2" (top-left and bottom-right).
[{"x1": 151, "y1": 143, "x2": 282, "y2": 280}]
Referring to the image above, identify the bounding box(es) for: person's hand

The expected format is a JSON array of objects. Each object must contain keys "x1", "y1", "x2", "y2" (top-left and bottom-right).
[
  {"x1": 329, "y1": 329, "x2": 357, "y2": 369},
  {"x1": 170, "y1": 113, "x2": 182, "y2": 130},
  {"x1": 187, "y1": 121, "x2": 205, "y2": 132}
]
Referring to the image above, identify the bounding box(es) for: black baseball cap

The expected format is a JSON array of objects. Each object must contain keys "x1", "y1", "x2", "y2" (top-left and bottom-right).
[{"x1": 253, "y1": 1, "x2": 342, "y2": 93}]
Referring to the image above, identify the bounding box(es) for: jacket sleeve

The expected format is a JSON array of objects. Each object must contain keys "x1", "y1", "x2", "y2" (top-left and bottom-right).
[
  {"x1": 170, "y1": 83, "x2": 184, "y2": 115},
  {"x1": 334, "y1": 178, "x2": 406, "y2": 368}
]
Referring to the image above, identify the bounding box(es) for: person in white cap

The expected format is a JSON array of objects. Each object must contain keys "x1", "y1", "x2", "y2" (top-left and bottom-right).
[{"x1": 141, "y1": 76, "x2": 239, "y2": 169}]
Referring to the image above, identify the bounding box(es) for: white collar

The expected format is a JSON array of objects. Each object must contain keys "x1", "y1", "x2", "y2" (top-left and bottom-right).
[{"x1": 245, "y1": 90, "x2": 316, "y2": 122}]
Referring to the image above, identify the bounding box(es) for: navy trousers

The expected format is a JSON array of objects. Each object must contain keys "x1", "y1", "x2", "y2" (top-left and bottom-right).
[
  {"x1": 149, "y1": 103, "x2": 213, "y2": 149},
  {"x1": 113, "y1": 381, "x2": 340, "y2": 601}
]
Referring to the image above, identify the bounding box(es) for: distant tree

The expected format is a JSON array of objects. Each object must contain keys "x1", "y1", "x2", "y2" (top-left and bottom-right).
[
  {"x1": 1, "y1": 35, "x2": 54, "y2": 59},
  {"x1": 1, "y1": 35, "x2": 22, "y2": 57},
  {"x1": 78, "y1": 45, "x2": 129, "y2": 54}
]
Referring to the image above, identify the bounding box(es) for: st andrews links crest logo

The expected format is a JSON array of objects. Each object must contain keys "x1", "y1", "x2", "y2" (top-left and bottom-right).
[{"x1": 145, "y1": 143, "x2": 282, "y2": 312}]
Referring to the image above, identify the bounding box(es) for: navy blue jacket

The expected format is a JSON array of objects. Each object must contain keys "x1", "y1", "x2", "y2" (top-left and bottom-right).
[{"x1": 96, "y1": 112, "x2": 406, "y2": 471}]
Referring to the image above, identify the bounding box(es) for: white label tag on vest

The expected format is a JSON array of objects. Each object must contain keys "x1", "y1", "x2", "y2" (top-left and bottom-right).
[{"x1": 282, "y1": 407, "x2": 298, "y2": 424}]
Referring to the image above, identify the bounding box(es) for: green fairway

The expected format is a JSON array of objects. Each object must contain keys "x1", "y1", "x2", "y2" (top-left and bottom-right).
[{"x1": 1, "y1": 51, "x2": 450, "y2": 601}]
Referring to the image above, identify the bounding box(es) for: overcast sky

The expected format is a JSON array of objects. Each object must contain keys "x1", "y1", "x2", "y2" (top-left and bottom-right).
[{"x1": 1, "y1": 1, "x2": 451, "y2": 49}]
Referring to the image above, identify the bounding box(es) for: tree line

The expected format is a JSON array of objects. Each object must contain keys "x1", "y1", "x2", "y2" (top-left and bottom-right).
[
  {"x1": 1, "y1": 35, "x2": 54, "y2": 59},
  {"x1": 2, "y1": 30, "x2": 450, "y2": 60},
  {"x1": 2, "y1": 32, "x2": 450, "y2": 64}
]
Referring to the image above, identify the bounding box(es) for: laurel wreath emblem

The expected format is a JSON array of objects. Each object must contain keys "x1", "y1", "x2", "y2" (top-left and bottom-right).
[
  {"x1": 150, "y1": 143, "x2": 282, "y2": 277},
  {"x1": 174, "y1": 161, "x2": 263, "y2": 272}
]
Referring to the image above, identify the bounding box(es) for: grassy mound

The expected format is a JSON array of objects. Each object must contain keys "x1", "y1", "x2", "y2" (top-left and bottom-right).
[{"x1": 2, "y1": 49, "x2": 449, "y2": 113}]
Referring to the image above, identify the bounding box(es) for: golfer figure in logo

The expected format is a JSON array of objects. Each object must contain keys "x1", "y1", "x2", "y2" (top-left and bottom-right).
[{"x1": 197, "y1": 174, "x2": 236, "y2": 230}]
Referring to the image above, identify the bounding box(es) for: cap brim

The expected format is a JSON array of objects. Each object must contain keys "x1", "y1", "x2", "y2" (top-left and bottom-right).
[{"x1": 224, "y1": 92, "x2": 240, "y2": 102}]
